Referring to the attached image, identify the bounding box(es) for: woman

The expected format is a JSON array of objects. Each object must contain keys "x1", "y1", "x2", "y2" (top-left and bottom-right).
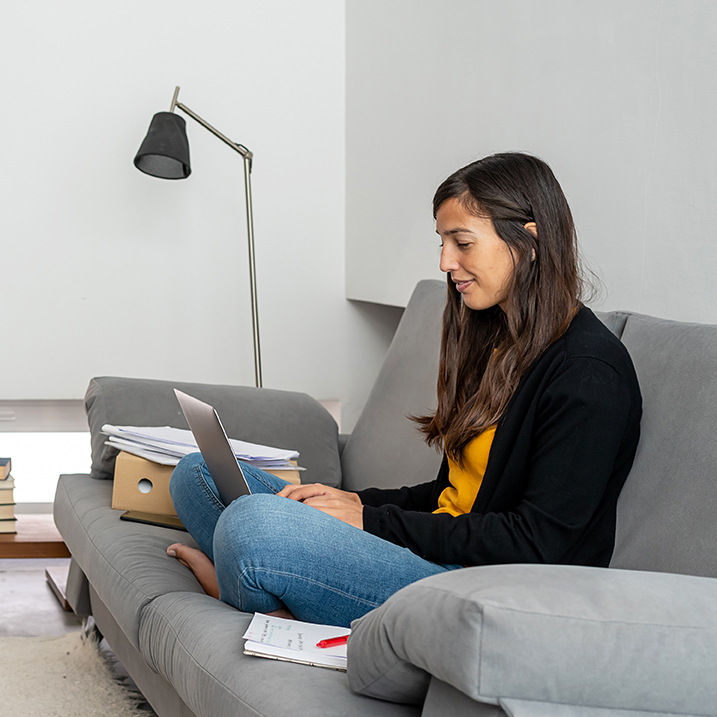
[{"x1": 168, "y1": 152, "x2": 642, "y2": 628}]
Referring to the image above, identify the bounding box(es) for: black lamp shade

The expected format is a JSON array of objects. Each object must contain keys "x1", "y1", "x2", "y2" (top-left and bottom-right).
[{"x1": 134, "y1": 112, "x2": 191, "y2": 179}]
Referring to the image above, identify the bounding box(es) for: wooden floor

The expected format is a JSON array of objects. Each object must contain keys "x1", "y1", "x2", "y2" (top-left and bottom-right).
[{"x1": 0, "y1": 514, "x2": 70, "y2": 559}]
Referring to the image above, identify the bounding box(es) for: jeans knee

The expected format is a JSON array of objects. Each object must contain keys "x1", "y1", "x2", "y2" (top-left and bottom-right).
[
  {"x1": 169, "y1": 452, "x2": 203, "y2": 495},
  {"x1": 215, "y1": 493, "x2": 273, "y2": 547},
  {"x1": 169, "y1": 452, "x2": 226, "y2": 522},
  {"x1": 169, "y1": 453, "x2": 204, "y2": 501},
  {"x1": 213, "y1": 494, "x2": 298, "y2": 571},
  {"x1": 213, "y1": 494, "x2": 304, "y2": 612}
]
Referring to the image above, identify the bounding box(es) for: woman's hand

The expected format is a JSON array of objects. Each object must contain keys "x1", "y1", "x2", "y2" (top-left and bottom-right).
[{"x1": 277, "y1": 483, "x2": 364, "y2": 530}]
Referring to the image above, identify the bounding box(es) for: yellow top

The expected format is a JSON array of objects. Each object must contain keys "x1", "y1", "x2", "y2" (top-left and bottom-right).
[{"x1": 434, "y1": 426, "x2": 497, "y2": 517}]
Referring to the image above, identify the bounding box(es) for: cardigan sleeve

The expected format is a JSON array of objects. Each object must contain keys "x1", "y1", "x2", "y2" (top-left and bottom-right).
[
  {"x1": 360, "y1": 356, "x2": 637, "y2": 566},
  {"x1": 356, "y1": 472, "x2": 440, "y2": 513}
]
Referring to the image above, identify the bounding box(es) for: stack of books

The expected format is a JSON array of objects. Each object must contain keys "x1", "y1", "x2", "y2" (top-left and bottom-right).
[{"x1": 0, "y1": 458, "x2": 16, "y2": 534}]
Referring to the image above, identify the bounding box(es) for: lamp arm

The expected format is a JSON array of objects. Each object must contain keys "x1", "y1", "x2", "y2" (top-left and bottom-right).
[
  {"x1": 169, "y1": 87, "x2": 262, "y2": 387},
  {"x1": 174, "y1": 101, "x2": 253, "y2": 164}
]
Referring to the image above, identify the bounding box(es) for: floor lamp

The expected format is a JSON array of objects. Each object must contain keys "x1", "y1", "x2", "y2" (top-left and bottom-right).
[{"x1": 134, "y1": 86, "x2": 263, "y2": 388}]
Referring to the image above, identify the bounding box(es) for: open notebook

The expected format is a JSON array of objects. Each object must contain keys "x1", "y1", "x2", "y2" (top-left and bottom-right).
[{"x1": 243, "y1": 613, "x2": 350, "y2": 671}]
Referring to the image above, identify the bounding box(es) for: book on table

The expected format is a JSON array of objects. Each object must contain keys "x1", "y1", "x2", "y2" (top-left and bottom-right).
[
  {"x1": 0, "y1": 476, "x2": 14, "y2": 496},
  {"x1": 0, "y1": 518, "x2": 17, "y2": 534},
  {"x1": 0, "y1": 458, "x2": 10, "y2": 481},
  {"x1": 242, "y1": 613, "x2": 350, "y2": 671},
  {"x1": 0, "y1": 472, "x2": 16, "y2": 533}
]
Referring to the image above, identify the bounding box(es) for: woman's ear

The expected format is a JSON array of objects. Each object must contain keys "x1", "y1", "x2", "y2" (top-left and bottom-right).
[{"x1": 524, "y1": 222, "x2": 538, "y2": 261}]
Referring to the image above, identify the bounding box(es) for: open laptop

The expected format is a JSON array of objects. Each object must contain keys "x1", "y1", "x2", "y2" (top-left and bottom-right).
[{"x1": 174, "y1": 389, "x2": 252, "y2": 504}]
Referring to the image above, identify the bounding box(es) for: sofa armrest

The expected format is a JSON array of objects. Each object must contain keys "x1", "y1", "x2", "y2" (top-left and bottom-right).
[
  {"x1": 347, "y1": 564, "x2": 717, "y2": 715},
  {"x1": 85, "y1": 376, "x2": 341, "y2": 486}
]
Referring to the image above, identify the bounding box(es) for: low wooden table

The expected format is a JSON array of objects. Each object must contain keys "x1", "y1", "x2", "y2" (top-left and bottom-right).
[{"x1": 0, "y1": 514, "x2": 70, "y2": 559}]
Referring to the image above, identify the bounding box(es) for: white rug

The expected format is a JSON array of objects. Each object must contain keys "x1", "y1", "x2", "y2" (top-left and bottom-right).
[{"x1": 0, "y1": 631, "x2": 147, "y2": 717}]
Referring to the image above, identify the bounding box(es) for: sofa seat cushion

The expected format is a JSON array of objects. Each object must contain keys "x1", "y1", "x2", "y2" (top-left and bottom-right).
[
  {"x1": 138, "y1": 591, "x2": 419, "y2": 717},
  {"x1": 347, "y1": 564, "x2": 717, "y2": 716},
  {"x1": 54, "y1": 473, "x2": 205, "y2": 650}
]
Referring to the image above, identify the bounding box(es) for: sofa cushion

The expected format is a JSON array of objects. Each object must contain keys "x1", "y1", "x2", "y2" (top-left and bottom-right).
[
  {"x1": 138, "y1": 591, "x2": 419, "y2": 717},
  {"x1": 612, "y1": 314, "x2": 717, "y2": 577},
  {"x1": 347, "y1": 564, "x2": 717, "y2": 715},
  {"x1": 54, "y1": 473, "x2": 205, "y2": 651},
  {"x1": 85, "y1": 376, "x2": 341, "y2": 486}
]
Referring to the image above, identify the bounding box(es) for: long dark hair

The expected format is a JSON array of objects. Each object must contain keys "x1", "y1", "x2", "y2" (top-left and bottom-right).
[{"x1": 414, "y1": 152, "x2": 586, "y2": 463}]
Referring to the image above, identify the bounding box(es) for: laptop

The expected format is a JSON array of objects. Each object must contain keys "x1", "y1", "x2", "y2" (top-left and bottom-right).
[{"x1": 174, "y1": 389, "x2": 252, "y2": 504}]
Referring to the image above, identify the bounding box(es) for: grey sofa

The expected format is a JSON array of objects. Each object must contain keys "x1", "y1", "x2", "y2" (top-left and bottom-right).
[{"x1": 54, "y1": 279, "x2": 717, "y2": 717}]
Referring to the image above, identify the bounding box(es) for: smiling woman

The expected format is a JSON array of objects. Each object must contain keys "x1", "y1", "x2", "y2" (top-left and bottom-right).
[
  {"x1": 417, "y1": 152, "x2": 587, "y2": 458},
  {"x1": 436, "y1": 200, "x2": 522, "y2": 313},
  {"x1": 166, "y1": 152, "x2": 642, "y2": 629}
]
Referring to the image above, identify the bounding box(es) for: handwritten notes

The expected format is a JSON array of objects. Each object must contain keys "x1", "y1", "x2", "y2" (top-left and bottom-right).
[{"x1": 242, "y1": 613, "x2": 350, "y2": 670}]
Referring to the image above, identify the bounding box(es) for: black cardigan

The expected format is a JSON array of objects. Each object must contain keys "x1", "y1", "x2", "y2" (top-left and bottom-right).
[{"x1": 357, "y1": 308, "x2": 642, "y2": 568}]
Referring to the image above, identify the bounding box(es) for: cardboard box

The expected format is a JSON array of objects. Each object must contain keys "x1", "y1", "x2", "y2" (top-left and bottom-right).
[
  {"x1": 112, "y1": 451, "x2": 177, "y2": 516},
  {"x1": 112, "y1": 451, "x2": 302, "y2": 516},
  {"x1": 265, "y1": 467, "x2": 302, "y2": 485}
]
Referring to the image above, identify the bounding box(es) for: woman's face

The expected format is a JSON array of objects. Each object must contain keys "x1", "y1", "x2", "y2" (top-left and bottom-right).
[{"x1": 436, "y1": 197, "x2": 516, "y2": 312}]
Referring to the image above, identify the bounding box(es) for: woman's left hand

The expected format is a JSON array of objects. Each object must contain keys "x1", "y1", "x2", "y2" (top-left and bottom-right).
[{"x1": 277, "y1": 483, "x2": 364, "y2": 530}]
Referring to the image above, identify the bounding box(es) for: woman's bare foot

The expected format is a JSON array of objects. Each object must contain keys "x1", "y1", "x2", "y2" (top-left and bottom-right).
[
  {"x1": 167, "y1": 543, "x2": 220, "y2": 599},
  {"x1": 167, "y1": 544, "x2": 296, "y2": 618}
]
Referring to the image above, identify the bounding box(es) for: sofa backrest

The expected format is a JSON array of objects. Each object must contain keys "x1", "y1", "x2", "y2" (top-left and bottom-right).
[
  {"x1": 609, "y1": 313, "x2": 717, "y2": 579},
  {"x1": 343, "y1": 282, "x2": 717, "y2": 579},
  {"x1": 340, "y1": 282, "x2": 630, "y2": 494},
  {"x1": 339, "y1": 283, "x2": 634, "y2": 494},
  {"x1": 340, "y1": 280, "x2": 445, "y2": 492},
  {"x1": 85, "y1": 377, "x2": 342, "y2": 487}
]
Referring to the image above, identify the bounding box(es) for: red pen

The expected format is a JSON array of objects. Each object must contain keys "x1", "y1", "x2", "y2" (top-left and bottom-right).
[{"x1": 316, "y1": 634, "x2": 350, "y2": 649}]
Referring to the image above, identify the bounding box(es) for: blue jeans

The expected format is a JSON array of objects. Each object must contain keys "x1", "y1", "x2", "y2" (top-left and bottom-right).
[{"x1": 169, "y1": 453, "x2": 462, "y2": 627}]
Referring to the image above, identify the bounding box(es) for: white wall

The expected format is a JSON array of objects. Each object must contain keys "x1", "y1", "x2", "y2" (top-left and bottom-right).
[
  {"x1": 346, "y1": 0, "x2": 717, "y2": 323},
  {"x1": 0, "y1": 0, "x2": 396, "y2": 432},
  {"x1": 9, "y1": 0, "x2": 711, "y2": 443}
]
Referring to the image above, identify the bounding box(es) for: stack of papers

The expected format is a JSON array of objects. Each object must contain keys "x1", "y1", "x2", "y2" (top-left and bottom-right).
[
  {"x1": 102, "y1": 425, "x2": 301, "y2": 471},
  {"x1": 243, "y1": 613, "x2": 350, "y2": 671}
]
